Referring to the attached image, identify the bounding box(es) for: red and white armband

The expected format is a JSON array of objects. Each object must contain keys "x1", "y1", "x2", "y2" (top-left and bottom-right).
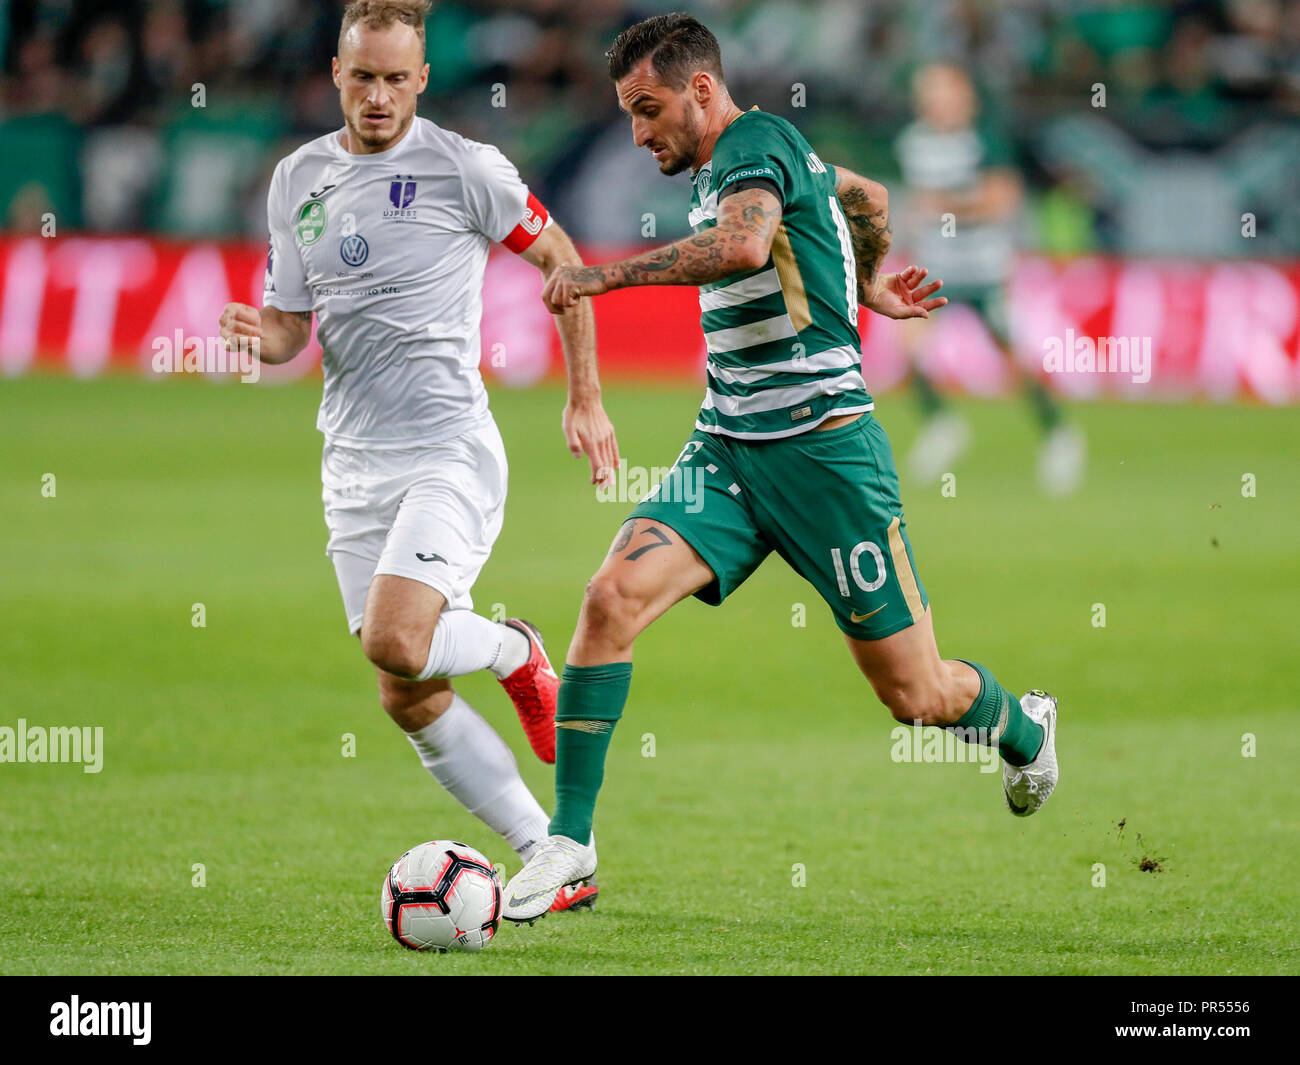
[{"x1": 502, "y1": 192, "x2": 551, "y2": 253}]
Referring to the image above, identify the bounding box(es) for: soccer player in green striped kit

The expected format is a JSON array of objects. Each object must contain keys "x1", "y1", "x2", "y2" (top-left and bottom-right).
[{"x1": 503, "y1": 13, "x2": 1060, "y2": 922}]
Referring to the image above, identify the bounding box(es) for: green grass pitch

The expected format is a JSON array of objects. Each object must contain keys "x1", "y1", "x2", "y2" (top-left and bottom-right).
[{"x1": 1, "y1": 374, "x2": 1297, "y2": 975}]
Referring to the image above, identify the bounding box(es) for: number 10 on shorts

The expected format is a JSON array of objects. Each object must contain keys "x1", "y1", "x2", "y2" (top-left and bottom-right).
[{"x1": 830, "y1": 541, "x2": 886, "y2": 596}]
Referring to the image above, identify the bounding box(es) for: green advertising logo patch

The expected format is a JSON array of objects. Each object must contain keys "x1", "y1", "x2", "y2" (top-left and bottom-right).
[{"x1": 296, "y1": 200, "x2": 327, "y2": 245}]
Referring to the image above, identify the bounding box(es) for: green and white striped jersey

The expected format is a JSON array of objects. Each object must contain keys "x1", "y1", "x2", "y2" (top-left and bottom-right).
[
  {"x1": 894, "y1": 119, "x2": 1016, "y2": 287},
  {"x1": 690, "y1": 109, "x2": 872, "y2": 440}
]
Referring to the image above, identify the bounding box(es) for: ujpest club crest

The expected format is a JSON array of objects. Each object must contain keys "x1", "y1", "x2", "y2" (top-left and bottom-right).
[
  {"x1": 385, "y1": 176, "x2": 418, "y2": 221},
  {"x1": 389, "y1": 179, "x2": 416, "y2": 209}
]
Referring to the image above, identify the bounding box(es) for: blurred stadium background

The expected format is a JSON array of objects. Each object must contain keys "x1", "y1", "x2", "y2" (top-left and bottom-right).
[
  {"x1": 2, "y1": 0, "x2": 1299, "y2": 396},
  {"x1": 4, "y1": 2, "x2": 1300, "y2": 976}
]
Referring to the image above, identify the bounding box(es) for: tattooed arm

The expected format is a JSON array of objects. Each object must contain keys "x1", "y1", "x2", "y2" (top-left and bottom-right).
[
  {"x1": 540, "y1": 187, "x2": 782, "y2": 313},
  {"x1": 833, "y1": 165, "x2": 947, "y2": 321},
  {"x1": 833, "y1": 166, "x2": 892, "y2": 304}
]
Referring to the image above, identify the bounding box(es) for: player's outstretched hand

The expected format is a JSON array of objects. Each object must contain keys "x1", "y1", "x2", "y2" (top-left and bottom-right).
[
  {"x1": 542, "y1": 265, "x2": 610, "y2": 314},
  {"x1": 219, "y1": 302, "x2": 263, "y2": 349},
  {"x1": 864, "y1": 266, "x2": 947, "y2": 321},
  {"x1": 564, "y1": 397, "x2": 620, "y2": 488}
]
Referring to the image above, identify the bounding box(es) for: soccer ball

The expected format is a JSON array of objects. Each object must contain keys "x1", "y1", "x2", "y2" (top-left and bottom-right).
[{"x1": 381, "y1": 840, "x2": 502, "y2": 952}]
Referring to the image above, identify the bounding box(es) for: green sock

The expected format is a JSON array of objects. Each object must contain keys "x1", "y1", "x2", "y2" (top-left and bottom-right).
[
  {"x1": 1024, "y1": 377, "x2": 1063, "y2": 432},
  {"x1": 912, "y1": 368, "x2": 946, "y2": 418},
  {"x1": 949, "y1": 659, "x2": 1044, "y2": 766},
  {"x1": 548, "y1": 662, "x2": 632, "y2": 844}
]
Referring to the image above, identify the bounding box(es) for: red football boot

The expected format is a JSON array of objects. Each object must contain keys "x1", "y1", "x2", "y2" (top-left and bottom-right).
[
  {"x1": 550, "y1": 877, "x2": 599, "y2": 914},
  {"x1": 498, "y1": 618, "x2": 558, "y2": 763}
]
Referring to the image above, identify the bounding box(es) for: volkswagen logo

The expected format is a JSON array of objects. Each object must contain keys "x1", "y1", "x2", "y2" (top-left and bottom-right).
[{"x1": 339, "y1": 234, "x2": 369, "y2": 267}]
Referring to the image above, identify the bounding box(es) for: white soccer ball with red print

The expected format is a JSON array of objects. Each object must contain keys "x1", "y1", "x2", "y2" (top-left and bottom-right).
[{"x1": 381, "y1": 840, "x2": 502, "y2": 952}]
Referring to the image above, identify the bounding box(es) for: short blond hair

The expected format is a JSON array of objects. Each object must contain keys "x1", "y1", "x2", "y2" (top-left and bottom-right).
[{"x1": 339, "y1": 1, "x2": 431, "y2": 52}]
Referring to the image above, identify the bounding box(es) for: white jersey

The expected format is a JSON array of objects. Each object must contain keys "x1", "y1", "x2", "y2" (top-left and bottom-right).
[{"x1": 262, "y1": 116, "x2": 547, "y2": 447}]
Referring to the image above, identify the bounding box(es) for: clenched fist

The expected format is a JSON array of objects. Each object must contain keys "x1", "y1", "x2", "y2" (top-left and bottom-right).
[
  {"x1": 541, "y1": 265, "x2": 611, "y2": 314},
  {"x1": 219, "y1": 303, "x2": 262, "y2": 350}
]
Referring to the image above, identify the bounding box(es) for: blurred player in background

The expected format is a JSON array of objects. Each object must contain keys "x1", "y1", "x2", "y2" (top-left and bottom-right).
[
  {"x1": 218, "y1": 0, "x2": 615, "y2": 913},
  {"x1": 895, "y1": 61, "x2": 1085, "y2": 496}
]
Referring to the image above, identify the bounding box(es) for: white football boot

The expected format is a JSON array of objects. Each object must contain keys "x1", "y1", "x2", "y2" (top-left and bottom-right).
[
  {"x1": 1002, "y1": 691, "x2": 1059, "y2": 817},
  {"x1": 502, "y1": 834, "x2": 597, "y2": 924},
  {"x1": 1038, "y1": 424, "x2": 1085, "y2": 497},
  {"x1": 908, "y1": 410, "x2": 970, "y2": 484}
]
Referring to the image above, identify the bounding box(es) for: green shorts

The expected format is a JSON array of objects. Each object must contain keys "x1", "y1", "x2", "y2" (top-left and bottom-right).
[{"x1": 630, "y1": 413, "x2": 928, "y2": 641}]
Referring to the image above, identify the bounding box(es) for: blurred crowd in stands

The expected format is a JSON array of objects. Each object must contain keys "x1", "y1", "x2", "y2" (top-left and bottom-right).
[{"x1": 2, "y1": 0, "x2": 1298, "y2": 256}]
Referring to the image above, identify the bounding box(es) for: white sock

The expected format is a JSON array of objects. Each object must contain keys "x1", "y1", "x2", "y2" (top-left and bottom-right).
[
  {"x1": 495, "y1": 623, "x2": 531, "y2": 677},
  {"x1": 405, "y1": 693, "x2": 551, "y2": 862},
  {"x1": 414, "y1": 610, "x2": 531, "y2": 681}
]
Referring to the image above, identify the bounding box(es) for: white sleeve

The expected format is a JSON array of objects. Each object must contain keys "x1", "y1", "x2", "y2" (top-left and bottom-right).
[
  {"x1": 262, "y1": 161, "x2": 313, "y2": 312},
  {"x1": 460, "y1": 142, "x2": 530, "y2": 243}
]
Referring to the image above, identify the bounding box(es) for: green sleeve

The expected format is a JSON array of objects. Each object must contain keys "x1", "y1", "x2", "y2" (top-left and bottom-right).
[{"x1": 712, "y1": 122, "x2": 797, "y2": 205}]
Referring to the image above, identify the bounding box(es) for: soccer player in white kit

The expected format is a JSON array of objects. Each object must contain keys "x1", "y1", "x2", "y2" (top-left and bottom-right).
[{"x1": 217, "y1": 0, "x2": 614, "y2": 913}]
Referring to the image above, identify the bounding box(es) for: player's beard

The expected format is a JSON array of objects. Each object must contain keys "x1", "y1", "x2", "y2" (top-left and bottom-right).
[
  {"x1": 660, "y1": 107, "x2": 704, "y2": 176},
  {"x1": 347, "y1": 103, "x2": 414, "y2": 151}
]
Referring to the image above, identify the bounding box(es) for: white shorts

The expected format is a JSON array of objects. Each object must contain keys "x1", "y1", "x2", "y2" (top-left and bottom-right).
[{"x1": 321, "y1": 418, "x2": 508, "y2": 634}]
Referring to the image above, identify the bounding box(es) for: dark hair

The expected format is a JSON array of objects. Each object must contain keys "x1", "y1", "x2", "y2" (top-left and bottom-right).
[
  {"x1": 606, "y1": 13, "x2": 724, "y2": 90},
  {"x1": 339, "y1": 0, "x2": 431, "y2": 51}
]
